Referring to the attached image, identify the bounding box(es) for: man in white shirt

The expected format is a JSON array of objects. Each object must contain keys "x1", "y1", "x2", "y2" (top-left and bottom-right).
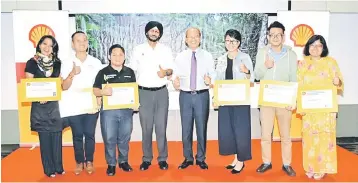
[
  {"x1": 129, "y1": 21, "x2": 174, "y2": 171},
  {"x1": 61, "y1": 31, "x2": 103, "y2": 175},
  {"x1": 173, "y1": 27, "x2": 215, "y2": 170}
]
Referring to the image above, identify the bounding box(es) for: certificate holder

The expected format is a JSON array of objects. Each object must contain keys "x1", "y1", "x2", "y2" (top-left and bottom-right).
[
  {"x1": 297, "y1": 85, "x2": 338, "y2": 113},
  {"x1": 258, "y1": 80, "x2": 298, "y2": 108},
  {"x1": 213, "y1": 79, "x2": 251, "y2": 106},
  {"x1": 102, "y1": 82, "x2": 139, "y2": 110},
  {"x1": 20, "y1": 78, "x2": 62, "y2": 102}
]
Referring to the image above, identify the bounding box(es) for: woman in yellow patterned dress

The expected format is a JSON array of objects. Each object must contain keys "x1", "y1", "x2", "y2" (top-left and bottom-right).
[{"x1": 297, "y1": 35, "x2": 344, "y2": 180}]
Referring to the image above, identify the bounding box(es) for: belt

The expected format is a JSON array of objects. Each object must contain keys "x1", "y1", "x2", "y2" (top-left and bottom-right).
[
  {"x1": 181, "y1": 89, "x2": 208, "y2": 94},
  {"x1": 138, "y1": 85, "x2": 166, "y2": 91}
]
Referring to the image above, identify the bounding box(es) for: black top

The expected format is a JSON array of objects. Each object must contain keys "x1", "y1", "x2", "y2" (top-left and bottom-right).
[
  {"x1": 225, "y1": 56, "x2": 234, "y2": 80},
  {"x1": 93, "y1": 65, "x2": 136, "y2": 89},
  {"x1": 24, "y1": 58, "x2": 63, "y2": 132}
]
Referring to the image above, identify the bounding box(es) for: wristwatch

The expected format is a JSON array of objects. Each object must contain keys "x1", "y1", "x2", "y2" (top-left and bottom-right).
[{"x1": 245, "y1": 70, "x2": 250, "y2": 74}]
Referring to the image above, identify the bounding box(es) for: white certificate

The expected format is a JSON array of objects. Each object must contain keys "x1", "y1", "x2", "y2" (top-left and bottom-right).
[
  {"x1": 26, "y1": 81, "x2": 57, "y2": 98},
  {"x1": 107, "y1": 87, "x2": 135, "y2": 106},
  {"x1": 301, "y1": 90, "x2": 332, "y2": 109},
  {"x1": 218, "y1": 84, "x2": 246, "y2": 102},
  {"x1": 262, "y1": 83, "x2": 298, "y2": 105},
  {"x1": 59, "y1": 89, "x2": 97, "y2": 118}
]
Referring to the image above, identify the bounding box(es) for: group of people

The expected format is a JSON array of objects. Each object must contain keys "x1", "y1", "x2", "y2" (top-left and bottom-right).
[{"x1": 25, "y1": 20, "x2": 343, "y2": 180}]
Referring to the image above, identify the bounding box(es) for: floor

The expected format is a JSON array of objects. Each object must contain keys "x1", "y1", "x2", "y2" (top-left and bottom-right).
[{"x1": 2, "y1": 137, "x2": 358, "y2": 159}]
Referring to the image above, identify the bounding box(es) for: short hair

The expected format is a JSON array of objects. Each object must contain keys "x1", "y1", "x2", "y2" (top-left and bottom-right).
[
  {"x1": 185, "y1": 27, "x2": 201, "y2": 47},
  {"x1": 303, "y1": 35, "x2": 329, "y2": 57},
  {"x1": 109, "y1": 44, "x2": 125, "y2": 55},
  {"x1": 267, "y1": 21, "x2": 285, "y2": 33},
  {"x1": 36, "y1": 35, "x2": 60, "y2": 61},
  {"x1": 71, "y1": 31, "x2": 86, "y2": 41}
]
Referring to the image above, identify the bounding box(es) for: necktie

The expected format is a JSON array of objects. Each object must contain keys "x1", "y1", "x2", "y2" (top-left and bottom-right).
[{"x1": 190, "y1": 51, "x2": 197, "y2": 90}]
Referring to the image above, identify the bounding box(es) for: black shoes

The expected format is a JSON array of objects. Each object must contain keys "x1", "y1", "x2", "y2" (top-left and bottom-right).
[
  {"x1": 106, "y1": 165, "x2": 116, "y2": 176},
  {"x1": 119, "y1": 162, "x2": 133, "y2": 172},
  {"x1": 231, "y1": 163, "x2": 245, "y2": 174},
  {"x1": 139, "y1": 161, "x2": 151, "y2": 171},
  {"x1": 225, "y1": 164, "x2": 235, "y2": 169},
  {"x1": 282, "y1": 165, "x2": 296, "y2": 177},
  {"x1": 196, "y1": 160, "x2": 208, "y2": 169},
  {"x1": 256, "y1": 163, "x2": 272, "y2": 173},
  {"x1": 159, "y1": 161, "x2": 169, "y2": 170},
  {"x1": 178, "y1": 159, "x2": 194, "y2": 169}
]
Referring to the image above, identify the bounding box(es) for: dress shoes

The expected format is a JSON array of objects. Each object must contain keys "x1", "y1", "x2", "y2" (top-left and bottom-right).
[{"x1": 178, "y1": 159, "x2": 194, "y2": 169}]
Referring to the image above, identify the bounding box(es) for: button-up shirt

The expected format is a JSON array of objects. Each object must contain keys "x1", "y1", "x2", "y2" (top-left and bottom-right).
[
  {"x1": 174, "y1": 48, "x2": 216, "y2": 91},
  {"x1": 129, "y1": 42, "x2": 174, "y2": 87}
]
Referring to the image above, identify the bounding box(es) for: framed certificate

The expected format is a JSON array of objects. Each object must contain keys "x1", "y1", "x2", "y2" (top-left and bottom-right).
[
  {"x1": 213, "y1": 79, "x2": 251, "y2": 106},
  {"x1": 102, "y1": 82, "x2": 139, "y2": 110},
  {"x1": 297, "y1": 85, "x2": 338, "y2": 113},
  {"x1": 19, "y1": 78, "x2": 62, "y2": 102},
  {"x1": 258, "y1": 80, "x2": 298, "y2": 108}
]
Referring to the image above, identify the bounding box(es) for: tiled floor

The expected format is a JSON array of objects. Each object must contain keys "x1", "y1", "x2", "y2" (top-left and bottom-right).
[{"x1": 2, "y1": 138, "x2": 358, "y2": 159}]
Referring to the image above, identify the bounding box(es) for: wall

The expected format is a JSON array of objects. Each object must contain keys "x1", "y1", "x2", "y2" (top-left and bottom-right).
[{"x1": 2, "y1": 0, "x2": 358, "y2": 144}]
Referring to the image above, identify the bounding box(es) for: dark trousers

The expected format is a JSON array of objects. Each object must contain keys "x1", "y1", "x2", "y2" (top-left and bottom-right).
[
  {"x1": 68, "y1": 113, "x2": 99, "y2": 163},
  {"x1": 179, "y1": 90, "x2": 210, "y2": 162},
  {"x1": 138, "y1": 87, "x2": 169, "y2": 162},
  {"x1": 38, "y1": 131, "x2": 64, "y2": 176},
  {"x1": 218, "y1": 105, "x2": 252, "y2": 161},
  {"x1": 100, "y1": 109, "x2": 133, "y2": 166}
]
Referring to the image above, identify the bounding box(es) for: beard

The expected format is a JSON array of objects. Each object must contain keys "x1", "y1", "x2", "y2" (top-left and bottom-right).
[{"x1": 146, "y1": 34, "x2": 160, "y2": 42}]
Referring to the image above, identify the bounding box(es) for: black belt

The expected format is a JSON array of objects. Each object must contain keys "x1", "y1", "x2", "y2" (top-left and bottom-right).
[
  {"x1": 138, "y1": 85, "x2": 166, "y2": 91},
  {"x1": 181, "y1": 89, "x2": 208, "y2": 94}
]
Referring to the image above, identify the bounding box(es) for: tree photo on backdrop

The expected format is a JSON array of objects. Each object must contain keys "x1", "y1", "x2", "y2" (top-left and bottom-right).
[{"x1": 75, "y1": 13, "x2": 268, "y2": 68}]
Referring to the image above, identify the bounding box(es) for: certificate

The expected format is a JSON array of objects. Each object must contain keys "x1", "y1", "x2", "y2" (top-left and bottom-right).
[
  {"x1": 258, "y1": 80, "x2": 298, "y2": 108},
  {"x1": 102, "y1": 82, "x2": 139, "y2": 110},
  {"x1": 214, "y1": 80, "x2": 250, "y2": 106},
  {"x1": 59, "y1": 88, "x2": 98, "y2": 117},
  {"x1": 20, "y1": 78, "x2": 62, "y2": 102},
  {"x1": 297, "y1": 85, "x2": 338, "y2": 113}
]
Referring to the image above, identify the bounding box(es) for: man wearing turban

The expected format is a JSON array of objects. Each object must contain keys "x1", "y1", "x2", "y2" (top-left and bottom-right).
[{"x1": 129, "y1": 21, "x2": 174, "y2": 171}]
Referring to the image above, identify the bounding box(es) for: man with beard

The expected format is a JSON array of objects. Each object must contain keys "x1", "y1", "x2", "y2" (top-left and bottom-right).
[{"x1": 129, "y1": 21, "x2": 174, "y2": 171}]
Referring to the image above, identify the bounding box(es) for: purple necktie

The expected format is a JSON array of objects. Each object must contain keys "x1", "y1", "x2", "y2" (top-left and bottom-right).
[{"x1": 190, "y1": 51, "x2": 197, "y2": 90}]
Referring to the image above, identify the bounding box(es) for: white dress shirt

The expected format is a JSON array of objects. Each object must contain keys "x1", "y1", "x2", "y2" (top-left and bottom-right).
[
  {"x1": 174, "y1": 48, "x2": 216, "y2": 91},
  {"x1": 129, "y1": 42, "x2": 174, "y2": 88},
  {"x1": 61, "y1": 54, "x2": 103, "y2": 90}
]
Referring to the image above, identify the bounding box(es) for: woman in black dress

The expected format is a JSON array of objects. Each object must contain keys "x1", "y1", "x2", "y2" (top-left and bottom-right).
[
  {"x1": 214, "y1": 29, "x2": 254, "y2": 174},
  {"x1": 24, "y1": 35, "x2": 64, "y2": 177}
]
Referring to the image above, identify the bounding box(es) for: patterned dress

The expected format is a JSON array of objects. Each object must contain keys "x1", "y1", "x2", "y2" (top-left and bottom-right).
[{"x1": 297, "y1": 56, "x2": 344, "y2": 174}]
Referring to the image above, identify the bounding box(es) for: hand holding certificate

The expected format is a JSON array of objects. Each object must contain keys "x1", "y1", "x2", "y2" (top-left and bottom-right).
[
  {"x1": 102, "y1": 82, "x2": 139, "y2": 110},
  {"x1": 213, "y1": 80, "x2": 250, "y2": 106},
  {"x1": 258, "y1": 80, "x2": 298, "y2": 108},
  {"x1": 297, "y1": 85, "x2": 338, "y2": 113},
  {"x1": 20, "y1": 78, "x2": 62, "y2": 102}
]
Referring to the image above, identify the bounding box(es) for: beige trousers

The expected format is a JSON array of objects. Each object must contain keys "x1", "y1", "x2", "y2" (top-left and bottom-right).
[{"x1": 260, "y1": 106, "x2": 292, "y2": 165}]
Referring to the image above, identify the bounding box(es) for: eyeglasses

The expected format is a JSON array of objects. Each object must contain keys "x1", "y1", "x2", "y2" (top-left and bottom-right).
[
  {"x1": 310, "y1": 44, "x2": 323, "y2": 48},
  {"x1": 268, "y1": 34, "x2": 283, "y2": 39},
  {"x1": 225, "y1": 40, "x2": 239, "y2": 45},
  {"x1": 186, "y1": 36, "x2": 200, "y2": 40}
]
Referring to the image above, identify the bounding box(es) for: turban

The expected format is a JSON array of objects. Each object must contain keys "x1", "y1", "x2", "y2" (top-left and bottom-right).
[{"x1": 145, "y1": 21, "x2": 163, "y2": 38}]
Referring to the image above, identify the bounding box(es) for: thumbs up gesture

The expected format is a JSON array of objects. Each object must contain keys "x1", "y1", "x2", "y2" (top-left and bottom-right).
[
  {"x1": 157, "y1": 65, "x2": 166, "y2": 78},
  {"x1": 70, "y1": 62, "x2": 81, "y2": 76},
  {"x1": 173, "y1": 76, "x2": 180, "y2": 90},
  {"x1": 264, "y1": 53, "x2": 274, "y2": 69},
  {"x1": 102, "y1": 84, "x2": 112, "y2": 96},
  {"x1": 204, "y1": 74, "x2": 211, "y2": 85},
  {"x1": 239, "y1": 63, "x2": 248, "y2": 73},
  {"x1": 333, "y1": 72, "x2": 340, "y2": 86}
]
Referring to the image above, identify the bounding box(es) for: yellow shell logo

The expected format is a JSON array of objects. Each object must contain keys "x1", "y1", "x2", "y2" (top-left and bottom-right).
[
  {"x1": 28, "y1": 24, "x2": 56, "y2": 48},
  {"x1": 290, "y1": 24, "x2": 314, "y2": 47}
]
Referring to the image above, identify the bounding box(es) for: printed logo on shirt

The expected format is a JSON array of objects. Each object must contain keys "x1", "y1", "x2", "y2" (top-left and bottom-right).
[
  {"x1": 104, "y1": 74, "x2": 116, "y2": 81},
  {"x1": 124, "y1": 75, "x2": 131, "y2": 78}
]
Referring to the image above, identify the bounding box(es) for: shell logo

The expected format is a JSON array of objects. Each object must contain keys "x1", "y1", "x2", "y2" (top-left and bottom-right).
[
  {"x1": 28, "y1": 24, "x2": 56, "y2": 48},
  {"x1": 290, "y1": 24, "x2": 314, "y2": 47}
]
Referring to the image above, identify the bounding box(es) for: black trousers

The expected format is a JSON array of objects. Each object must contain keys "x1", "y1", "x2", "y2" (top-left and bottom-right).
[{"x1": 38, "y1": 131, "x2": 64, "y2": 176}]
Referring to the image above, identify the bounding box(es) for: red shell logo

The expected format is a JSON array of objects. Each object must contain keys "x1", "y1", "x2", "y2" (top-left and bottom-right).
[
  {"x1": 28, "y1": 24, "x2": 56, "y2": 48},
  {"x1": 290, "y1": 24, "x2": 314, "y2": 47}
]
